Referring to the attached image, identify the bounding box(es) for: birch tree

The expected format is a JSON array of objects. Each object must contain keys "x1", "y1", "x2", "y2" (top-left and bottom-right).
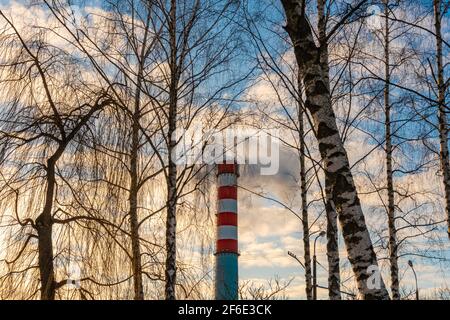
[
  {"x1": 316, "y1": 0, "x2": 341, "y2": 300},
  {"x1": 280, "y1": 0, "x2": 390, "y2": 299},
  {"x1": 148, "y1": 0, "x2": 247, "y2": 299},
  {"x1": 380, "y1": 0, "x2": 400, "y2": 300},
  {"x1": 433, "y1": 0, "x2": 450, "y2": 240}
]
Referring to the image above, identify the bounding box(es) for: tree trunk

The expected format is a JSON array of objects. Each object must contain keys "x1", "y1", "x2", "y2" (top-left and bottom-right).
[
  {"x1": 129, "y1": 77, "x2": 144, "y2": 300},
  {"x1": 165, "y1": 0, "x2": 178, "y2": 300},
  {"x1": 34, "y1": 96, "x2": 107, "y2": 299},
  {"x1": 325, "y1": 196, "x2": 341, "y2": 300},
  {"x1": 317, "y1": 0, "x2": 341, "y2": 300},
  {"x1": 36, "y1": 158, "x2": 57, "y2": 300},
  {"x1": 434, "y1": 0, "x2": 450, "y2": 240},
  {"x1": 165, "y1": 97, "x2": 178, "y2": 301},
  {"x1": 298, "y1": 77, "x2": 313, "y2": 300},
  {"x1": 383, "y1": 0, "x2": 399, "y2": 300},
  {"x1": 281, "y1": 0, "x2": 390, "y2": 299}
]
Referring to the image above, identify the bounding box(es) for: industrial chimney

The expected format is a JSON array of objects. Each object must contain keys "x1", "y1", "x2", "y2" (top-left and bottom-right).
[{"x1": 215, "y1": 163, "x2": 239, "y2": 300}]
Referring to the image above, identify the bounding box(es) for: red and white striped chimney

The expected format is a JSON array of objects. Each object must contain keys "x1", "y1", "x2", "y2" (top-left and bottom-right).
[{"x1": 215, "y1": 163, "x2": 239, "y2": 300}]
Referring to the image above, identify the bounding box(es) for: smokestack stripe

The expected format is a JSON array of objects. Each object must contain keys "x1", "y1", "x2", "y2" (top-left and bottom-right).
[
  {"x1": 216, "y1": 239, "x2": 238, "y2": 253},
  {"x1": 217, "y1": 212, "x2": 238, "y2": 226},
  {"x1": 218, "y1": 225, "x2": 238, "y2": 240},
  {"x1": 218, "y1": 186, "x2": 237, "y2": 199},
  {"x1": 218, "y1": 174, "x2": 237, "y2": 187},
  {"x1": 218, "y1": 199, "x2": 237, "y2": 214}
]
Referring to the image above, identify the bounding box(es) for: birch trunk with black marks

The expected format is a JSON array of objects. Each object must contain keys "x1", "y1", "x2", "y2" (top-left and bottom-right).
[
  {"x1": 165, "y1": 0, "x2": 178, "y2": 300},
  {"x1": 383, "y1": 0, "x2": 399, "y2": 300},
  {"x1": 281, "y1": 0, "x2": 390, "y2": 299},
  {"x1": 317, "y1": 0, "x2": 341, "y2": 300},
  {"x1": 298, "y1": 77, "x2": 313, "y2": 300},
  {"x1": 325, "y1": 197, "x2": 341, "y2": 299},
  {"x1": 434, "y1": 0, "x2": 450, "y2": 240}
]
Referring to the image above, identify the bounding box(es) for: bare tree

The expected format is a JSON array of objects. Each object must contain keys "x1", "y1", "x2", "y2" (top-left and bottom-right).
[
  {"x1": 316, "y1": 0, "x2": 342, "y2": 300},
  {"x1": 433, "y1": 0, "x2": 450, "y2": 240},
  {"x1": 0, "y1": 8, "x2": 114, "y2": 299},
  {"x1": 280, "y1": 0, "x2": 390, "y2": 299},
  {"x1": 381, "y1": 0, "x2": 400, "y2": 300}
]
